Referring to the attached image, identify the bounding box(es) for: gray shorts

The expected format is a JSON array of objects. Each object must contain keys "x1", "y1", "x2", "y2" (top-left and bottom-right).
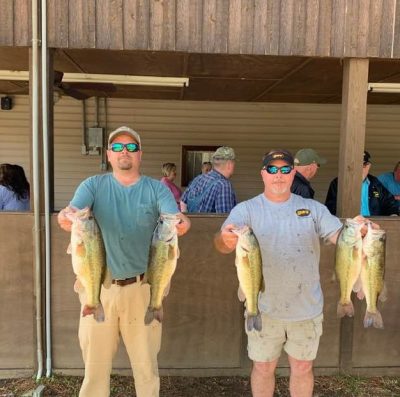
[{"x1": 246, "y1": 312, "x2": 323, "y2": 362}]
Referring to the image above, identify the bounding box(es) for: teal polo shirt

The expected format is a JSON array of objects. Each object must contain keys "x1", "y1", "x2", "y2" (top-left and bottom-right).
[{"x1": 70, "y1": 174, "x2": 179, "y2": 279}]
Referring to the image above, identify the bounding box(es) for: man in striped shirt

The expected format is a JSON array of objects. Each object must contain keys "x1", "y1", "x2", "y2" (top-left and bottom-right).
[{"x1": 180, "y1": 146, "x2": 237, "y2": 213}]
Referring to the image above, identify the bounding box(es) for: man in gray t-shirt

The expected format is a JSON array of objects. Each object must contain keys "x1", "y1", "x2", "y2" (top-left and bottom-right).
[{"x1": 214, "y1": 149, "x2": 368, "y2": 397}]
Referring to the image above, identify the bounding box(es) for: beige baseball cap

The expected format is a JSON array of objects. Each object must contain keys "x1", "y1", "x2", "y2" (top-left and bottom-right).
[{"x1": 108, "y1": 126, "x2": 141, "y2": 147}]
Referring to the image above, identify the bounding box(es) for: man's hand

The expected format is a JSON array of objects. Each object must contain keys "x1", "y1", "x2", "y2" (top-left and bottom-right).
[
  {"x1": 214, "y1": 224, "x2": 238, "y2": 254},
  {"x1": 57, "y1": 206, "x2": 75, "y2": 232},
  {"x1": 353, "y1": 215, "x2": 380, "y2": 237},
  {"x1": 176, "y1": 213, "x2": 191, "y2": 237}
]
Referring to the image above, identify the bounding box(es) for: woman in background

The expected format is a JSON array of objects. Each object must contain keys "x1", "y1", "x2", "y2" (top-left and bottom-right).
[
  {"x1": 160, "y1": 162, "x2": 182, "y2": 207},
  {"x1": 0, "y1": 163, "x2": 30, "y2": 211}
]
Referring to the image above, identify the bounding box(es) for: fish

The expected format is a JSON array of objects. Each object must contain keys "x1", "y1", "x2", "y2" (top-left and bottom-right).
[
  {"x1": 360, "y1": 223, "x2": 386, "y2": 329},
  {"x1": 232, "y1": 225, "x2": 264, "y2": 332},
  {"x1": 145, "y1": 213, "x2": 180, "y2": 325},
  {"x1": 66, "y1": 207, "x2": 110, "y2": 322},
  {"x1": 335, "y1": 218, "x2": 363, "y2": 318}
]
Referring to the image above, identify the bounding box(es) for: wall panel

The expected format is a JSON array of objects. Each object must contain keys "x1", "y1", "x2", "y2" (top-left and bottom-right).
[
  {"x1": 52, "y1": 98, "x2": 400, "y2": 210},
  {"x1": 4, "y1": 0, "x2": 400, "y2": 59}
]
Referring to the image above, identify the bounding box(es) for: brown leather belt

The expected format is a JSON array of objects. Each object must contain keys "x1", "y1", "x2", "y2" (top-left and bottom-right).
[{"x1": 112, "y1": 273, "x2": 144, "y2": 286}]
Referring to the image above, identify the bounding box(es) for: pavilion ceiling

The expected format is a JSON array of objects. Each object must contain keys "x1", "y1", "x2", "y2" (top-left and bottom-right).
[{"x1": 0, "y1": 47, "x2": 399, "y2": 104}]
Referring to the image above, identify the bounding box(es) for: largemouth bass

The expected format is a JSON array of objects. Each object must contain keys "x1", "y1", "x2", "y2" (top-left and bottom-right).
[
  {"x1": 335, "y1": 219, "x2": 363, "y2": 318},
  {"x1": 232, "y1": 225, "x2": 264, "y2": 332},
  {"x1": 360, "y1": 223, "x2": 386, "y2": 329},
  {"x1": 66, "y1": 207, "x2": 110, "y2": 322},
  {"x1": 145, "y1": 214, "x2": 180, "y2": 325}
]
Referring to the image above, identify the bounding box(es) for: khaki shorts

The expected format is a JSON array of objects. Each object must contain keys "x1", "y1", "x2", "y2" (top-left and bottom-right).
[{"x1": 246, "y1": 312, "x2": 323, "y2": 362}]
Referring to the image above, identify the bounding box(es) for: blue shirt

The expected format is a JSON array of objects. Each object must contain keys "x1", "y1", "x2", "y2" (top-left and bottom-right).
[
  {"x1": 181, "y1": 169, "x2": 237, "y2": 213},
  {"x1": 0, "y1": 185, "x2": 30, "y2": 211},
  {"x1": 70, "y1": 174, "x2": 178, "y2": 279},
  {"x1": 378, "y1": 172, "x2": 400, "y2": 196},
  {"x1": 360, "y1": 178, "x2": 370, "y2": 216}
]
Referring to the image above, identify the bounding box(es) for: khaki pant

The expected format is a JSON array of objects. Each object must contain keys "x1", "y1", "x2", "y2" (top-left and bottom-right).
[
  {"x1": 78, "y1": 281, "x2": 161, "y2": 397},
  {"x1": 247, "y1": 312, "x2": 323, "y2": 362}
]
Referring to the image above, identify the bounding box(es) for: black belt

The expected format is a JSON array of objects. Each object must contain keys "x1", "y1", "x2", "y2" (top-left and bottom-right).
[{"x1": 112, "y1": 273, "x2": 144, "y2": 286}]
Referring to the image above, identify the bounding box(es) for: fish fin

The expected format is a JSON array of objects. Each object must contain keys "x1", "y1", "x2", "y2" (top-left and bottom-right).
[
  {"x1": 246, "y1": 312, "x2": 262, "y2": 332},
  {"x1": 168, "y1": 244, "x2": 175, "y2": 260},
  {"x1": 356, "y1": 289, "x2": 365, "y2": 300},
  {"x1": 364, "y1": 310, "x2": 384, "y2": 329},
  {"x1": 331, "y1": 271, "x2": 337, "y2": 283},
  {"x1": 337, "y1": 301, "x2": 354, "y2": 318},
  {"x1": 163, "y1": 282, "x2": 171, "y2": 297},
  {"x1": 378, "y1": 283, "x2": 388, "y2": 303},
  {"x1": 144, "y1": 307, "x2": 163, "y2": 325},
  {"x1": 75, "y1": 242, "x2": 86, "y2": 257},
  {"x1": 237, "y1": 286, "x2": 246, "y2": 302},
  {"x1": 102, "y1": 267, "x2": 112, "y2": 289},
  {"x1": 352, "y1": 275, "x2": 362, "y2": 293},
  {"x1": 82, "y1": 304, "x2": 105, "y2": 323},
  {"x1": 67, "y1": 243, "x2": 72, "y2": 255},
  {"x1": 74, "y1": 278, "x2": 84, "y2": 294},
  {"x1": 352, "y1": 246, "x2": 361, "y2": 261}
]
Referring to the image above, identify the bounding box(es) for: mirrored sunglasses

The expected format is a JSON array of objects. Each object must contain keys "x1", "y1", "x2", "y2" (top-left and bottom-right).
[
  {"x1": 110, "y1": 142, "x2": 140, "y2": 153},
  {"x1": 264, "y1": 165, "x2": 293, "y2": 174}
]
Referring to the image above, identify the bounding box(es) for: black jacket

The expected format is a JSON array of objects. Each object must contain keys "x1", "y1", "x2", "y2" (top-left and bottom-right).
[
  {"x1": 325, "y1": 174, "x2": 399, "y2": 216},
  {"x1": 291, "y1": 171, "x2": 314, "y2": 199}
]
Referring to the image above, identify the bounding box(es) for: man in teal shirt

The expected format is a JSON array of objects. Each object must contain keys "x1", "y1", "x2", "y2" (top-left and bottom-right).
[
  {"x1": 58, "y1": 126, "x2": 190, "y2": 397},
  {"x1": 378, "y1": 161, "x2": 400, "y2": 203}
]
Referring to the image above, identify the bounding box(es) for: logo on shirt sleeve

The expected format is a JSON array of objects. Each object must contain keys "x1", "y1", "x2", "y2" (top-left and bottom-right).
[
  {"x1": 296, "y1": 208, "x2": 311, "y2": 217},
  {"x1": 372, "y1": 190, "x2": 380, "y2": 198}
]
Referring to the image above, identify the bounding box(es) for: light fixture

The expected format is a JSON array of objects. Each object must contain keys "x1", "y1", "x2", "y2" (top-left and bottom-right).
[
  {"x1": 368, "y1": 83, "x2": 400, "y2": 93},
  {"x1": 0, "y1": 70, "x2": 189, "y2": 88}
]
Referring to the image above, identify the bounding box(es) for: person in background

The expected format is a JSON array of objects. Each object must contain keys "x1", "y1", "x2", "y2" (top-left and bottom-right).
[
  {"x1": 0, "y1": 163, "x2": 30, "y2": 211},
  {"x1": 291, "y1": 148, "x2": 327, "y2": 199},
  {"x1": 378, "y1": 161, "x2": 400, "y2": 202},
  {"x1": 160, "y1": 162, "x2": 182, "y2": 206},
  {"x1": 325, "y1": 151, "x2": 399, "y2": 216},
  {"x1": 201, "y1": 161, "x2": 212, "y2": 174},
  {"x1": 214, "y1": 149, "x2": 373, "y2": 397},
  {"x1": 180, "y1": 146, "x2": 237, "y2": 213},
  {"x1": 58, "y1": 126, "x2": 190, "y2": 397}
]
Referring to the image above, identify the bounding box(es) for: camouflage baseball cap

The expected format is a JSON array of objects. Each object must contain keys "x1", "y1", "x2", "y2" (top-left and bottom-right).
[
  {"x1": 294, "y1": 148, "x2": 327, "y2": 166},
  {"x1": 212, "y1": 146, "x2": 236, "y2": 161}
]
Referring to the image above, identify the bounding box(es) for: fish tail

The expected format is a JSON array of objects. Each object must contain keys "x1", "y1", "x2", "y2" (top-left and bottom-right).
[
  {"x1": 246, "y1": 312, "x2": 262, "y2": 332},
  {"x1": 82, "y1": 303, "x2": 105, "y2": 323},
  {"x1": 144, "y1": 306, "x2": 163, "y2": 325},
  {"x1": 364, "y1": 310, "x2": 384, "y2": 329},
  {"x1": 337, "y1": 301, "x2": 354, "y2": 318}
]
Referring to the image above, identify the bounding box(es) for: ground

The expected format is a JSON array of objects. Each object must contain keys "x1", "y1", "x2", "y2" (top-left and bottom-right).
[{"x1": 0, "y1": 375, "x2": 399, "y2": 396}]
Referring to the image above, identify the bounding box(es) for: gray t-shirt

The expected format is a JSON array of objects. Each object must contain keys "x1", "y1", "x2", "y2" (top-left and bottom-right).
[{"x1": 223, "y1": 193, "x2": 342, "y2": 321}]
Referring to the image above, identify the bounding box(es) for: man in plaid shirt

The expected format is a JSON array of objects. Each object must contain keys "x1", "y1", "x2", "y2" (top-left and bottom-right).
[{"x1": 180, "y1": 146, "x2": 237, "y2": 213}]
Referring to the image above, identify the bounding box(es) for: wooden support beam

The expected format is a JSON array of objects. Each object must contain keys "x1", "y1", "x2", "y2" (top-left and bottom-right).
[
  {"x1": 337, "y1": 58, "x2": 369, "y2": 218},
  {"x1": 338, "y1": 58, "x2": 369, "y2": 373}
]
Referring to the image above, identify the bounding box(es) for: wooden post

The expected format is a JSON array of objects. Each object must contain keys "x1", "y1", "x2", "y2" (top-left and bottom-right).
[
  {"x1": 338, "y1": 58, "x2": 369, "y2": 373},
  {"x1": 337, "y1": 58, "x2": 369, "y2": 218}
]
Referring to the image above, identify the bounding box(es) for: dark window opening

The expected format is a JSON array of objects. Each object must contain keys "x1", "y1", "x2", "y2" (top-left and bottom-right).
[{"x1": 181, "y1": 145, "x2": 219, "y2": 187}]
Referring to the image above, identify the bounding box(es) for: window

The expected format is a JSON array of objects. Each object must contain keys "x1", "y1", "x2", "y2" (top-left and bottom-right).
[{"x1": 181, "y1": 145, "x2": 219, "y2": 187}]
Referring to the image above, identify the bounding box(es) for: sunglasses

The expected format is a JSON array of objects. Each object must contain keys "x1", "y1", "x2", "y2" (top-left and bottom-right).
[
  {"x1": 264, "y1": 165, "x2": 293, "y2": 174},
  {"x1": 109, "y1": 142, "x2": 140, "y2": 153}
]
